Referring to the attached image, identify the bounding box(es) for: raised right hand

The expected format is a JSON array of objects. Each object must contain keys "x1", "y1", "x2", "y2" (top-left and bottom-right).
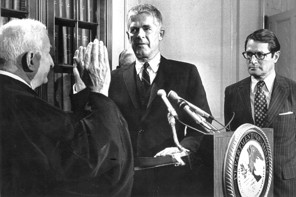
[{"x1": 73, "y1": 39, "x2": 110, "y2": 96}]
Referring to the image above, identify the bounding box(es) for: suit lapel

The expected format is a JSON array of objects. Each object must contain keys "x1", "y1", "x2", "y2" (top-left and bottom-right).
[
  {"x1": 265, "y1": 76, "x2": 289, "y2": 127},
  {"x1": 123, "y1": 62, "x2": 140, "y2": 109},
  {"x1": 147, "y1": 61, "x2": 165, "y2": 108},
  {"x1": 238, "y1": 77, "x2": 254, "y2": 123}
]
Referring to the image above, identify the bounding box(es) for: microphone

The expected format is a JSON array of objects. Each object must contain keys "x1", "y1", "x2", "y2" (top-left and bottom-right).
[
  {"x1": 157, "y1": 89, "x2": 189, "y2": 153},
  {"x1": 168, "y1": 90, "x2": 214, "y2": 120},
  {"x1": 179, "y1": 103, "x2": 215, "y2": 131},
  {"x1": 157, "y1": 89, "x2": 178, "y2": 118}
]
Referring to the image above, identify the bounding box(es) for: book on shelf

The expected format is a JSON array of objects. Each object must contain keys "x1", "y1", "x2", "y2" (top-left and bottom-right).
[
  {"x1": 4, "y1": 0, "x2": 13, "y2": 9},
  {"x1": 55, "y1": 26, "x2": 63, "y2": 64},
  {"x1": 64, "y1": 0, "x2": 73, "y2": 19},
  {"x1": 54, "y1": 25, "x2": 60, "y2": 63},
  {"x1": 55, "y1": 30, "x2": 74, "y2": 66},
  {"x1": 57, "y1": 0, "x2": 64, "y2": 17},
  {"x1": 54, "y1": 0, "x2": 59, "y2": 16},
  {"x1": 54, "y1": 72, "x2": 73, "y2": 112},
  {"x1": 86, "y1": 0, "x2": 95, "y2": 22},
  {"x1": 2, "y1": 0, "x2": 26, "y2": 10},
  {"x1": 66, "y1": 27, "x2": 74, "y2": 65},
  {"x1": 77, "y1": 28, "x2": 82, "y2": 47},
  {"x1": 60, "y1": 26, "x2": 74, "y2": 65},
  {"x1": 59, "y1": 26, "x2": 67, "y2": 64},
  {"x1": 13, "y1": 0, "x2": 20, "y2": 10},
  {"x1": 20, "y1": 0, "x2": 27, "y2": 11},
  {"x1": 81, "y1": 28, "x2": 91, "y2": 47},
  {"x1": 79, "y1": 0, "x2": 86, "y2": 21}
]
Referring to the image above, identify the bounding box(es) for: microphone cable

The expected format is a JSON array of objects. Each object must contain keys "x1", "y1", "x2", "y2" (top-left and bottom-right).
[{"x1": 175, "y1": 112, "x2": 235, "y2": 135}]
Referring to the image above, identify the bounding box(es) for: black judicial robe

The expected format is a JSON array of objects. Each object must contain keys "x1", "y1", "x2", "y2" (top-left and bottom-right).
[{"x1": 0, "y1": 74, "x2": 134, "y2": 196}]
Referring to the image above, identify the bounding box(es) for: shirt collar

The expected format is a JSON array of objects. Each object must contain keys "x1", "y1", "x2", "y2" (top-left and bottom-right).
[
  {"x1": 135, "y1": 52, "x2": 161, "y2": 74},
  {"x1": 0, "y1": 70, "x2": 32, "y2": 88},
  {"x1": 251, "y1": 70, "x2": 276, "y2": 94}
]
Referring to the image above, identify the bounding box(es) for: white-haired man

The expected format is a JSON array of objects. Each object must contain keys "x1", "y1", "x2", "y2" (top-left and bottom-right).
[{"x1": 0, "y1": 18, "x2": 133, "y2": 196}]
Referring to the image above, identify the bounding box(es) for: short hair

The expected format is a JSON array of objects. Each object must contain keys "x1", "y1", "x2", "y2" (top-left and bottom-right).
[
  {"x1": 0, "y1": 18, "x2": 48, "y2": 66},
  {"x1": 244, "y1": 29, "x2": 280, "y2": 53},
  {"x1": 127, "y1": 4, "x2": 163, "y2": 28},
  {"x1": 118, "y1": 48, "x2": 135, "y2": 68}
]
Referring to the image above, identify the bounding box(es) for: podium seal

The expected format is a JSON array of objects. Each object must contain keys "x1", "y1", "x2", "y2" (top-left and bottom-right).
[{"x1": 223, "y1": 123, "x2": 272, "y2": 197}]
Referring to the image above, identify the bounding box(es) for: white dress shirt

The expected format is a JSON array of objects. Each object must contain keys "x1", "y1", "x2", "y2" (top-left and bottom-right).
[
  {"x1": 135, "y1": 52, "x2": 161, "y2": 84},
  {"x1": 0, "y1": 70, "x2": 32, "y2": 88},
  {"x1": 250, "y1": 70, "x2": 276, "y2": 120}
]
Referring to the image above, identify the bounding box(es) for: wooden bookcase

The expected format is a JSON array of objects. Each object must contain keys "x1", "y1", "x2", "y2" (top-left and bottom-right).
[
  {"x1": 47, "y1": 0, "x2": 107, "y2": 111},
  {"x1": 0, "y1": 0, "x2": 29, "y2": 23},
  {"x1": 0, "y1": 0, "x2": 108, "y2": 111}
]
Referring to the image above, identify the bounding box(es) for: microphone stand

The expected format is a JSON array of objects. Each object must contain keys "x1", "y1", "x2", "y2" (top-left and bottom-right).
[
  {"x1": 167, "y1": 113, "x2": 191, "y2": 168},
  {"x1": 167, "y1": 113, "x2": 189, "y2": 153}
]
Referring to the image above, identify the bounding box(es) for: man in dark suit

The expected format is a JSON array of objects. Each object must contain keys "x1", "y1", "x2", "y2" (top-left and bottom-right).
[
  {"x1": 0, "y1": 19, "x2": 133, "y2": 196},
  {"x1": 224, "y1": 29, "x2": 296, "y2": 196},
  {"x1": 109, "y1": 4, "x2": 211, "y2": 196}
]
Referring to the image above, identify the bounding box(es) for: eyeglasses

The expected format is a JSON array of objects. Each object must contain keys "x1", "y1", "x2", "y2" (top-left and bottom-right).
[{"x1": 242, "y1": 51, "x2": 272, "y2": 60}]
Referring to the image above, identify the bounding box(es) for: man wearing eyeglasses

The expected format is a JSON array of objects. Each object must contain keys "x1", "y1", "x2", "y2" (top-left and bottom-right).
[{"x1": 224, "y1": 29, "x2": 296, "y2": 196}]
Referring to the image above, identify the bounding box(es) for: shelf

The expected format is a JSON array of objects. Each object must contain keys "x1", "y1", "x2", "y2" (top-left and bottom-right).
[
  {"x1": 78, "y1": 20, "x2": 98, "y2": 29},
  {"x1": 55, "y1": 17, "x2": 76, "y2": 27},
  {"x1": 54, "y1": 64, "x2": 74, "y2": 73},
  {"x1": 1, "y1": 8, "x2": 28, "y2": 18}
]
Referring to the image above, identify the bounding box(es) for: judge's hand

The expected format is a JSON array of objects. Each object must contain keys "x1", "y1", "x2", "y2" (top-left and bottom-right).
[{"x1": 73, "y1": 39, "x2": 110, "y2": 96}]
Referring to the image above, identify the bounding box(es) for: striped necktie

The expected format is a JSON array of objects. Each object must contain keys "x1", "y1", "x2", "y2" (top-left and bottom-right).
[{"x1": 142, "y1": 62, "x2": 150, "y2": 88}]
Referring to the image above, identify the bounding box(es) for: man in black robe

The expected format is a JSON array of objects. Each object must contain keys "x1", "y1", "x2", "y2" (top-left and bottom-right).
[{"x1": 0, "y1": 18, "x2": 133, "y2": 196}]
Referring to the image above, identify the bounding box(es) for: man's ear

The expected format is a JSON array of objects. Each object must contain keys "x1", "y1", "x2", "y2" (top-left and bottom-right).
[
  {"x1": 273, "y1": 51, "x2": 280, "y2": 63},
  {"x1": 159, "y1": 29, "x2": 165, "y2": 40},
  {"x1": 126, "y1": 31, "x2": 131, "y2": 41},
  {"x1": 22, "y1": 51, "x2": 41, "y2": 72}
]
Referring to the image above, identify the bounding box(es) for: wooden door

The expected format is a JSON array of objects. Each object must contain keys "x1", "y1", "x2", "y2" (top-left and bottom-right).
[{"x1": 268, "y1": 9, "x2": 296, "y2": 80}]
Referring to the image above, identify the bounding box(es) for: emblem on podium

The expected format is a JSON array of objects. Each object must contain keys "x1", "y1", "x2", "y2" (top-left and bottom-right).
[{"x1": 223, "y1": 123, "x2": 272, "y2": 197}]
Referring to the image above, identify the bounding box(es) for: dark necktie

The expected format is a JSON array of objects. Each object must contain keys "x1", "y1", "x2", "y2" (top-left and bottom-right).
[
  {"x1": 254, "y1": 81, "x2": 267, "y2": 127},
  {"x1": 142, "y1": 62, "x2": 150, "y2": 88}
]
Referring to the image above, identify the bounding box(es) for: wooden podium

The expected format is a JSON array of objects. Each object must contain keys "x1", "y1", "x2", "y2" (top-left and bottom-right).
[
  {"x1": 201, "y1": 127, "x2": 274, "y2": 197},
  {"x1": 133, "y1": 125, "x2": 273, "y2": 196}
]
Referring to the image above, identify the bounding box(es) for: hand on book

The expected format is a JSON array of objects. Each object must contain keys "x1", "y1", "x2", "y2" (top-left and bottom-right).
[
  {"x1": 154, "y1": 147, "x2": 187, "y2": 166},
  {"x1": 73, "y1": 39, "x2": 111, "y2": 96}
]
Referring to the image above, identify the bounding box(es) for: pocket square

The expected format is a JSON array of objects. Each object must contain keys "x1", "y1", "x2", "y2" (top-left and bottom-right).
[{"x1": 279, "y1": 111, "x2": 294, "y2": 116}]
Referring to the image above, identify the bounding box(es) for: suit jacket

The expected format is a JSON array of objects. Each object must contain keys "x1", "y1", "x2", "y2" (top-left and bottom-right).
[
  {"x1": 224, "y1": 75, "x2": 296, "y2": 197},
  {"x1": 109, "y1": 56, "x2": 212, "y2": 196},
  {"x1": 0, "y1": 74, "x2": 134, "y2": 197},
  {"x1": 109, "y1": 56, "x2": 211, "y2": 158}
]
